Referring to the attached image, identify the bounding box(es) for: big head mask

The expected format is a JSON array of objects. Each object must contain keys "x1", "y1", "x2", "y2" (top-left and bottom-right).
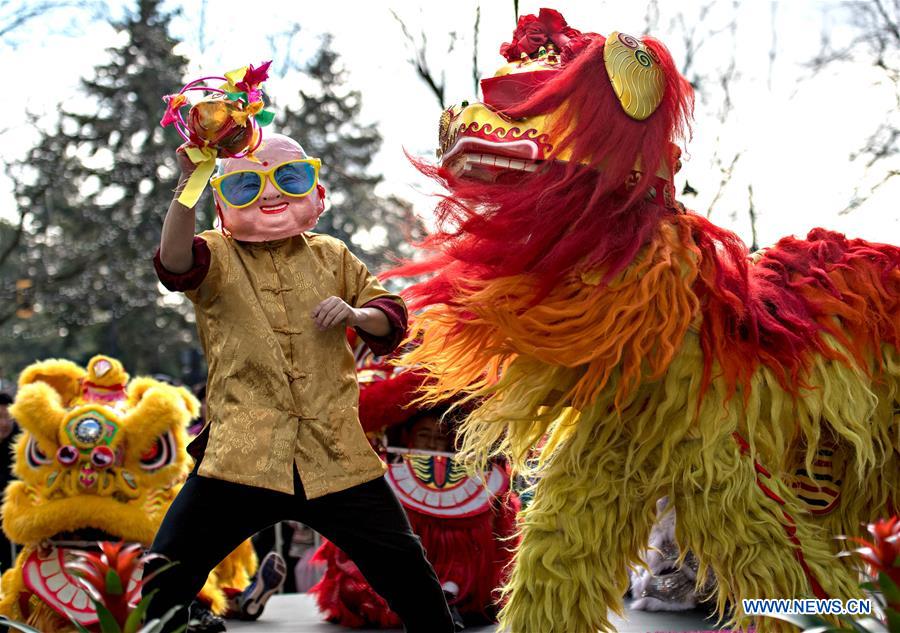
[{"x1": 212, "y1": 133, "x2": 325, "y2": 242}]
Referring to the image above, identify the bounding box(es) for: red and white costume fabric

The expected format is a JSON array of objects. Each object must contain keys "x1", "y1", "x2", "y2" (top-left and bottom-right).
[{"x1": 308, "y1": 335, "x2": 520, "y2": 627}]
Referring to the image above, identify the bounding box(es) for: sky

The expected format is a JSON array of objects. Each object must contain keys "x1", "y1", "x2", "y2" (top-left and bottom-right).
[{"x1": 1, "y1": 0, "x2": 898, "y2": 250}]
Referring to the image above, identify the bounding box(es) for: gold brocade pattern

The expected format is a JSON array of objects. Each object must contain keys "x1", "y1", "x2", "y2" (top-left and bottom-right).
[{"x1": 186, "y1": 230, "x2": 400, "y2": 496}]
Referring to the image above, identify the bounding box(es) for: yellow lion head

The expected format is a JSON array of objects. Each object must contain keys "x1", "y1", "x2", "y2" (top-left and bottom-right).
[{"x1": 3, "y1": 355, "x2": 196, "y2": 546}]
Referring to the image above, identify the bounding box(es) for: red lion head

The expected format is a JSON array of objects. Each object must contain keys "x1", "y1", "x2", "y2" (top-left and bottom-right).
[{"x1": 396, "y1": 11, "x2": 694, "y2": 303}]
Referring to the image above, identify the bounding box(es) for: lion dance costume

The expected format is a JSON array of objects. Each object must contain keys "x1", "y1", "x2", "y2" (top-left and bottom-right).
[
  {"x1": 391, "y1": 9, "x2": 900, "y2": 632},
  {"x1": 0, "y1": 355, "x2": 257, "y2": 632},
  {"x1": 309, "y1": 334, "x2": 519, "y2": 627}
]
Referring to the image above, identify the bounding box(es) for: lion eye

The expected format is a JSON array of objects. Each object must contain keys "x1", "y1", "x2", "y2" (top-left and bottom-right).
[
  {"x1": 140, "y1": 432, "x2": 176, "y2": 471},
  {"x1": 26, "y1": 437, "x2": 52, "y2": 468}
]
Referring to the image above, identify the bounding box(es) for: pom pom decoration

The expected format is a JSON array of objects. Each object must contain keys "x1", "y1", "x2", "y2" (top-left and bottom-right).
[{"x1": 160, "y1": 61, "x2": 275, "y2": 208}]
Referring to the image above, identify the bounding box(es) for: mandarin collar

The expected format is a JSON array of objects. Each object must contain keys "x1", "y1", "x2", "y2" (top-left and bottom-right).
[{"x1": 234, "y1": 233, "x2": 309, "y2": 250}]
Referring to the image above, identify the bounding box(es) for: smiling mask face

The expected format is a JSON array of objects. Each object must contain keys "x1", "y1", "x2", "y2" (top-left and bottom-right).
[{"x1": 215, "y1": 134, "x2": 325, "y2": 242}]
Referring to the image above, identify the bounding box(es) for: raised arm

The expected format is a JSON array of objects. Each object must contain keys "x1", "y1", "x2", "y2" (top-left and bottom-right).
[{"x1": 159, "y1": 147, "x2": 200, "y2": 274}]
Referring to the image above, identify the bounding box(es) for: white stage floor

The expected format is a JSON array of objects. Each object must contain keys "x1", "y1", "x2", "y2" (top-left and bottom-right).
[{"x1": 225, "y1": 593, "x2": 721, "y2": 632}]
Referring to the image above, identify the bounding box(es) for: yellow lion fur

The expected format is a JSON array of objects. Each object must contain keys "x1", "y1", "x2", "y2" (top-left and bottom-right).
[
  {"x1": 452, "y1": 331, "x2": 889, "y2": 632},
  {"x1": 407, "y1": 219, "x2": 899, "y2": 632}
]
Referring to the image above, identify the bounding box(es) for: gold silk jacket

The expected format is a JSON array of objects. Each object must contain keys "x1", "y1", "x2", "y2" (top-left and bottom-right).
[{"x1": 157, "y1": 230, "x2": 404, "y2": 496}]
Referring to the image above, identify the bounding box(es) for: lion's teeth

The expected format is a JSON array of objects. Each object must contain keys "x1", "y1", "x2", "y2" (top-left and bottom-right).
[
  {"x1": 58, "y1": 583, "x2": 77, "y2": 603},
  {"x1": 45, "y1": 572, "x2": 66, "y2": 591},
  {"x1": 39, "y1": 559, "x2": 60, "y2": 576}
]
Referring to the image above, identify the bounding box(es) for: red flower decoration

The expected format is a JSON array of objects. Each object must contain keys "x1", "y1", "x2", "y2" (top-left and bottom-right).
[
  {"x1": 160, "y1": 93, "x2": 186, "y2": 128},
  {"x1": 499, "y1": 9, "x2": 582, "y2": 62},
  {"x1": 235, "y1": 60, "x2": 272, "y2": 102},
  {"x1": 852, "y1": 516, "x2": 900, "y2": 609},
  {"x1": 67, "y1": 541, "x2": 145, "y2": 626}
]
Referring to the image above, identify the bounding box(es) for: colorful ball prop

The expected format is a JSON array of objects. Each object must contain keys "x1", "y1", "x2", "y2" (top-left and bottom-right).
[{"x1": 160, "y1": 61, "x2": 275, "y2": 207}]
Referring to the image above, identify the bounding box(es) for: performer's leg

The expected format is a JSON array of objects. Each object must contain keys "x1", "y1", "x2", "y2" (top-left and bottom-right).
[
  {"x1": 672, "y1": 436, "x2": 861, "y2": 631},
  {"x1": 143, "y1": 473, "x2": 287, "y2": 633},
  {"x1": 296, "y1": 476, "x2": 455, "y2": 633}
]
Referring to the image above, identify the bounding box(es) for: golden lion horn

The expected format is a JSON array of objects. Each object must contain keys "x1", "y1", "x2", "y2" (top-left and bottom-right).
[{"x1": 603, "y1": 31, "x2": 665, "y2": 121}]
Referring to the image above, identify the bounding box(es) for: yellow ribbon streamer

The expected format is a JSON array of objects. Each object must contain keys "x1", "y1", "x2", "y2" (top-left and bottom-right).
[{"x1": 177, "y1": 145, "x2": 218, "y2": 208}]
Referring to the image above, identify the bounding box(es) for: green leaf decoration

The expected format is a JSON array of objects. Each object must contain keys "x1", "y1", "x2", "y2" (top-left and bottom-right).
[
  {"x1": 138, "y1": 605, "x2": 187, "y2": 633},
  {"x1": 139, "y1": 559, "x2": 179, "y2": 587},
  {"x1": 880, "y1": 571, "x2": 900, "y2": 606},
  {"x1": 125, "y1": 590, "x2": 155, "y2": 633},
  {"x1": 885, "y1": 609, "x2": 900, "y2": 633},
  {"x1": 92, "y1": 598, "x2": 123, "y2": 633},
  {"x1": 254, "y1": 109, "x2": 275, "y2": 126},
  {"x1": 105, "y1": 568, "x2": 124, "y2": 595},
  {"x1": 225, "y1": 91, "x2": 248, "y2": 103}
]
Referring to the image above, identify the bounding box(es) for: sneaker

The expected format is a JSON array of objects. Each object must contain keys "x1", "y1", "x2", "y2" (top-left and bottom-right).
[
  {"x1": 187, "y1": 601, "x2": 227, "y2": 633},
  {"x1": 237, "y1": 551, "x2": 287, "y2": 620}
]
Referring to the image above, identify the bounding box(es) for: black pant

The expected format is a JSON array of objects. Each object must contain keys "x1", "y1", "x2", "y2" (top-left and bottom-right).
[{"x1": 144, "y1": 467, "x2": 454, "y2": 633}]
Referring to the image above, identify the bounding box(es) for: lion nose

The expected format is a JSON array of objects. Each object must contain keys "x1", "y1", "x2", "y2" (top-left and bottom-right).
[
  {"x1": 90, "y1": 446, "x2": 115, "y2": 469},
  {"x1": 56, "y1": 445, "x2": 79, "y2": 466}
]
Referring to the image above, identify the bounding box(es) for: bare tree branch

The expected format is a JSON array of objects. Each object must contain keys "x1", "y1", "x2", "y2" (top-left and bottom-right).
[
  {"x1": 663, "y1": 1, "x2": 745, "y2": 222},
  {"x1": 747, "y1": 184, "x2": 759, "y2": 252},
  {"x1": 768, "y1": 1, "x2": 779, "y2": 90},
  {"x1": 391, "y1": 9, "x2": 447, "y2": 108},
  {"x1": 644, "y1": 0, "x2": 660, "y2": 32},
  {"x1": 473, "y1": 3, "x2": 481, "y2": 98},
  {"x1": 840, "y1": 168, "x2": 900, "y2": 214},
  {"x1": 670, "y1": 1, "x2": 739, "y2": 96},
  {"x1": 0, "y1": 0, "x2": 102, "y2": 42},
  {"x1": 0, "y1": 0, "x2": 70, "y2": 37},
  {"x1": 197, "y1": 0, "x2": 207, "y2": 54},
  {"x1": 266, "y1": 22, "x2": 303, "y2": 78},
  {"x1": 809, "y1": 0, "x2": 900, "y2": 212},
  {"x1": 705, "y1": 151, "x2": 742, "y2": 218},
  {"x1": 873, "y1": 0, "x2": 900, "y2": 42}
]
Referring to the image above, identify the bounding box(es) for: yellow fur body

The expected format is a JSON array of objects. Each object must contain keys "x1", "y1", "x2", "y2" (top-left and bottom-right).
[{"x1": 406, "y1": 216, "x2": 900, "y2": 632}]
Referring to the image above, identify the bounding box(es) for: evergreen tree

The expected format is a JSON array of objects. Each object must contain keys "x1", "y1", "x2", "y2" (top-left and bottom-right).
[
  {"x1": 277, "y1": 35, "x2": 422, "y2": 271},
  {"x1": 0, "y1": 0, "x2": 206, "y2": 380}
]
